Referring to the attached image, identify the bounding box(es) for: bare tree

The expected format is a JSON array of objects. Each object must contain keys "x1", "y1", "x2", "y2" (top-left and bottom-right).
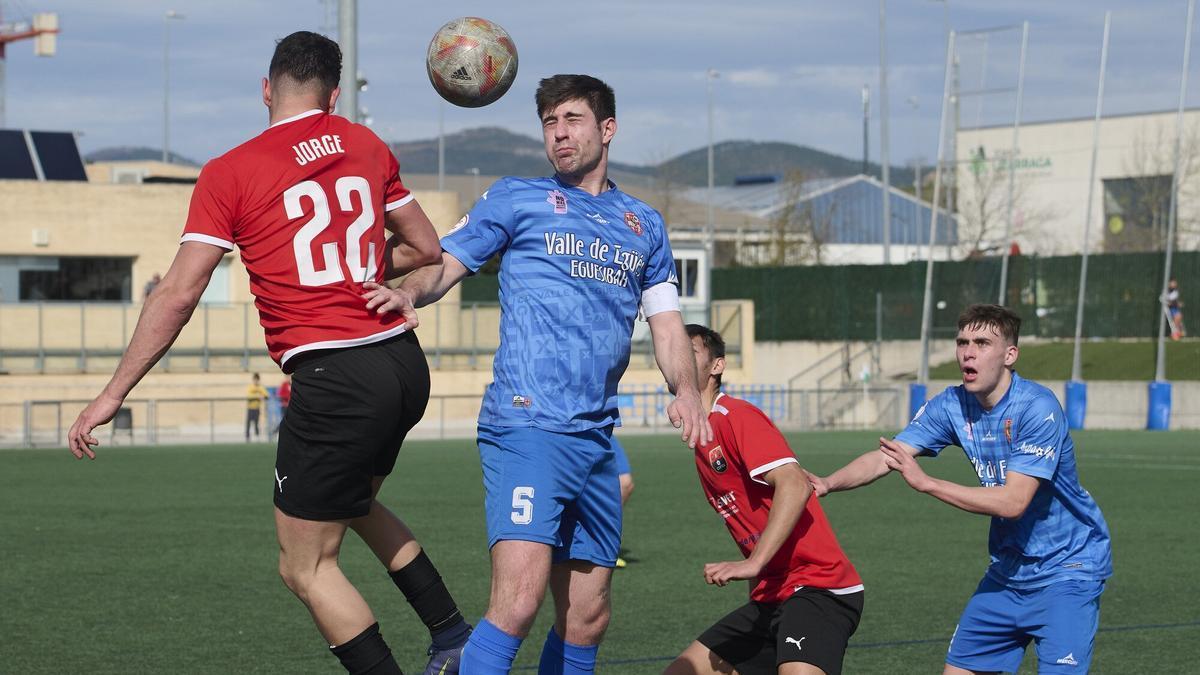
[
  {"x1": 1118, "y1": 119, "x2": 1200, "y2": 252},
  {"x1": 954, "y1": 146, "x2": 1055, "y2": 257}
]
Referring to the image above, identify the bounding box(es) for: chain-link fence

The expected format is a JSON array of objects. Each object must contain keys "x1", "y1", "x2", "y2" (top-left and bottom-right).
[{"x1": 714, "y1": 250, "x2": 1200, "y2": 341}]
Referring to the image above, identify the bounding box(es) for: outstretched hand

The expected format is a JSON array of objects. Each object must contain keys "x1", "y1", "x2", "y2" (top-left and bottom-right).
[
  {"x1": 361, "y1": 281, "x2": 419, "y2": 329},
  {"x1": 67, "y1": 393, "x2": 124, "y2": 459},
  {"x1": 878, "y1": 437, "x2": 932, "y2": 492}
]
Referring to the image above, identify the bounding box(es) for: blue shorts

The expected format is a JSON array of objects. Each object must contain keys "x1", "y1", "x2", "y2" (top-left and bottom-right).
[
  {"x1": 613, "y1": 436, "x2": 632, "y2": 476},
  {"x1": 947, "y1": 576, "x2": 1105, "y2": 674},
  {"x1": 477, "y1": 424, "x2": 622, "y2": 567}
]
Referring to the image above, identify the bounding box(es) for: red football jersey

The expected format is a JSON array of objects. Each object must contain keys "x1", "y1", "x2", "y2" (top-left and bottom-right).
[
  {"x1": 182, "y1": 109, "x2": 413, "y2": 368},
  {"x1": 695, "y1": 393, "x2": 863, "y2": 603}
]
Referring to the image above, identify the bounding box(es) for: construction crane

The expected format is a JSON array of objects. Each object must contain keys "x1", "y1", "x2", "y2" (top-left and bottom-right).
[{"x1": 0, "y1": 6, "x2": 59, "y2": 127}]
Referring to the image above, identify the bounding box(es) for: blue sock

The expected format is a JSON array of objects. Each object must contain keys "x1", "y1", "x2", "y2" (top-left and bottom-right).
[
  {"x1": 537, "y1": 627, "x2": 598, "y2": 675},
  {"x1": 460, "y1": 619, "x2": 522, "y2": 674}
]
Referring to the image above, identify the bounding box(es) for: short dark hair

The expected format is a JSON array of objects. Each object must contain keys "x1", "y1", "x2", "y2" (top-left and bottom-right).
[
  {"x1": 269, "y1": 31, "x2": 341, "y2": 98},
  {"x1": 957, "y1": 304, "x2": 1022, "y2": 346},
  {"x1": 535, "y1": 74, "x2": 616, "y2": 123},
  {"x1": 686, "y1": 324, "x2": 726, "y2": 386}
]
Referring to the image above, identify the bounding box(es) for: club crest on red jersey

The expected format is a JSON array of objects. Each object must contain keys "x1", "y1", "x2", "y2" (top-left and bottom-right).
[
  {"x1": 547, "y1": 190, "x2": 568, "y2": 214},
  {"x1": 624, "y1": 211, "x2": 643, "y2": 235},
  {"x1": 709, "y1": 446, "x2": 728, "y2": 473}
]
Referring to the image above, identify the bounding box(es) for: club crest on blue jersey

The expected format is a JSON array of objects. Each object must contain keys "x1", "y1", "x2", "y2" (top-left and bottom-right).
[
  {"x1": 624, "y1": 211, "x2": 643, "y2": 235},
  {"x1": 1004, "y1": 418, "x2": 1013, "y2": 443},
  {"x1": 709, "y1": 446, "x2": 728, "y2": 473},
  {"x1": 512, "y1": 395, "x2": 532, "y2": 408},
  {"x1": 546, "y1": 190, "x2": 568, "y2": 214}
]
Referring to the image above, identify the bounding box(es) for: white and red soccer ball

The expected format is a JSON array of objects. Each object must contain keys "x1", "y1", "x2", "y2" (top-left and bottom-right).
[{"x1": 426, "y1": 17, "x2": 518, "y2": 108}]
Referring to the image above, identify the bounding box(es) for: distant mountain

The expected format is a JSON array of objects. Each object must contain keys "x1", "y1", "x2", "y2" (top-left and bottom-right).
[
  {"x1": 658, "y1": 140, "x2": 915, "y2": 188},
  {"x1": 84, "y1": 146, "x2": 199, "y2": 166},
  {"x1": 389, "y1": 126, "x2": 651, "y2": 179},
  {"x1": 389, "y1": 128, "x2": 915, "y2": 189},
  {"x1": 86, "y1": 131, "x2": 918, "y2": 189}
]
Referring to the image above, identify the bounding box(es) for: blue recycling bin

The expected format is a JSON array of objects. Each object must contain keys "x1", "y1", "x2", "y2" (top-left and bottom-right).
[
  {"x1": 1064, "y1": 381, "x2": 1087, "y2": 430},
  {"x1": 1147, "y1": 381, "x2": 1172, "y2": 431},
  {"x1": 908, "y1": 383, "x2": 928, "y2": 421}
]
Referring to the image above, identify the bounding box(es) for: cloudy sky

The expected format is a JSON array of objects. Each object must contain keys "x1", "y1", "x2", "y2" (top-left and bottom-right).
[{"x1": 5, "y1": 0, "x2": 1199, "y2": 170}]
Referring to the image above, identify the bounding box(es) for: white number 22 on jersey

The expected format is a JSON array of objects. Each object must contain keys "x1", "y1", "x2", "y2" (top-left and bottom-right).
[{"x1": 284, "y1": 176, "x2": 377, "y2": 287}]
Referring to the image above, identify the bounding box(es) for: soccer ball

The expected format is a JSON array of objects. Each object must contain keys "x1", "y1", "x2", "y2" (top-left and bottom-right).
[{"x1": 426, "y1": 17, "x2": 518, "y2": 108}]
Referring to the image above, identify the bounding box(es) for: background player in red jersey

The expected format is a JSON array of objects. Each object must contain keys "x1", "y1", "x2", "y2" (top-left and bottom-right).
[
  {"x1": 665, "y1": 325, "x2": 864, "y2": 675},
  {"x1": 66, "y1": 32, "x2": 470, "y2": 675}
]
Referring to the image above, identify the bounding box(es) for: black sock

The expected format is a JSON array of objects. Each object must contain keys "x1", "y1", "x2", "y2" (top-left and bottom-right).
[
  {"x1": 330, "y1": 622, "x2": 403, "y2": 675},
  {"x1": 389, "y1": 550, "x2": 468, "y2": 644}
]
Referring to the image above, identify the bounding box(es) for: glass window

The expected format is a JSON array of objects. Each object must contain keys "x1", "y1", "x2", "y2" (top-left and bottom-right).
[
  {"x1": 674, "y1": 256, "x2": 699, "y2": 298},
  {"x1": 18, "y1": 256, "x2": 133, "y2": 301}
]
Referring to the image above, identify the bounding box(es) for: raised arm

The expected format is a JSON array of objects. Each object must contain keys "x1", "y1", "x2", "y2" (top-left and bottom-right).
[
  {"x1": 704, "y1": 462, "x2": 811, "y2": 586},
  {"x1": 67, "y1": 242, "x2": 225, "y2": 458},
  {"x1": 647, "y1": 309, "x2": 711, "y2": 448}
]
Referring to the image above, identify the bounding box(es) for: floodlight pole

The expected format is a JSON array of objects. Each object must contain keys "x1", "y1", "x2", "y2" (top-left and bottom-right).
[
  {"x1": 162, "y1": 11, "x2": 185, "y2": 164},
  {"x1": 1071, "y1": 12, "x2": 1110, "y2": 383},
  {"x1": 1156, "y1": 0, "x2": 1196, "y2": 382},
  {"x1": 997, "y1": 22, "x2": 1028, "y2": 305},
  {"x1": 879, "y1": 0, "x2": 892, "y2": 264},
  {"x1": 919, "y1": 29, "x2": 956, "y2": 384},
  {"x1": 337, "y1": 0, "x2": 358, "y2": 123},
  {"x1": 706, "y1": 69, "x2": 718, "y2": 261}
]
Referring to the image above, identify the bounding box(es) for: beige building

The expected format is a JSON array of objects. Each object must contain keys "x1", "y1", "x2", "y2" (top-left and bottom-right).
[
  {"x1": 955, "y1": 108, "x2": 1200, "y2": 256},
  {"x1": 0, "y1": 160, "x2": 755, "y2": 445}
]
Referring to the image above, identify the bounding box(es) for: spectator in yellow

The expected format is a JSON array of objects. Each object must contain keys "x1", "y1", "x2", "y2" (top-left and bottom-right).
[{"x1": 246, "y1": 373, "x2": 268, "y2": 442}]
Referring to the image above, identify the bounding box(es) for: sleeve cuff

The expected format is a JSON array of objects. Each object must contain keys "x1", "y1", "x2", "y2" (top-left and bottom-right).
[
  {"x1": 180, "y1": 233, "x2": 234, "y2": 250},
  {"x1": 385, "y1": 193, "x2": 414, "y2": 211},
  {"x1": 748, "y1": 457, "x2": 798, "y2": 485}
]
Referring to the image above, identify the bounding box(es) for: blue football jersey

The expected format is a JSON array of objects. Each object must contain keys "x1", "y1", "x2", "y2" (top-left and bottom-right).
[
  {"x1": 441, "y1": 176, "x2": 677, "y2": 432},
  {"x1": 895, "y1": 372, "x2": 1112, "y2": 589}
]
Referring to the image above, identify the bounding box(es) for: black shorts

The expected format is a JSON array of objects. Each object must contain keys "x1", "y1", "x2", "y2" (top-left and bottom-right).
[
  {"x1": 273, "y1": 331, "x2": 430, "y2": 521},
  {"x1": 698, "y1": 587, "x2": 864, "y2": 675}
]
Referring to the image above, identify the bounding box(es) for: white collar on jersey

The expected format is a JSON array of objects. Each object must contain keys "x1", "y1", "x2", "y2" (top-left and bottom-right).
[
  {"x1": 269, "y1": 108, "x2": 325, "y2": 129},
  {"x1": 711, "y1": 391, "x2": 727, "y2": 413}
]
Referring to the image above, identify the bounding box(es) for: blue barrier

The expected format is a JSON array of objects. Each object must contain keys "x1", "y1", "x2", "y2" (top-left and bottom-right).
[
  {"x1": 1147, "y1": 381, "x2": 1172, "y2": 431},
  {"x1": 1064, "y1": 381, "x2": 1087, "y2": 430},
  {"x1": 908, "y1": 383, "x2": 927, "y2": 421}
]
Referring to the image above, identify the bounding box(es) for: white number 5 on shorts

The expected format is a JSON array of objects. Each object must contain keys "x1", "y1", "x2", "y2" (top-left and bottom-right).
[{"x1": 511, "y1": 486, "x2": 535, "y2": 525}]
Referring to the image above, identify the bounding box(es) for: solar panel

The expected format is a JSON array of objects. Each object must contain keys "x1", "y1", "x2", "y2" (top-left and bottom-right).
[
  {"x1": 30, "y1": 131, "x2": 88, "y2": 181},
  {"x1": 0, "y1": 130, "x2": 38, "y2": 180}
]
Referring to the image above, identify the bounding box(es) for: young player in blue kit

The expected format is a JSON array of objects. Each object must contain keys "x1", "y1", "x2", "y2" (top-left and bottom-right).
[
  {"x1": 367, "y1": 75, "x2": 710, "y2": 674},
  {"x1": 808, "y1": 304, "x2": 1112, "y2": 674}
]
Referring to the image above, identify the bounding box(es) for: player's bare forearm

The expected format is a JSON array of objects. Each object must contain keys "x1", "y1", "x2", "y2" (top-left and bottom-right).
[
  {"x1": 648, "y1": 311, "x2": 699, "y2": 397},
  {"x1": 821, "y1": 449, "x2": 892, "y2": 494},
  {"x1": 747, "y1": 464, "x2": 810, "y2": 567},
  {"x1": 647, "y1": 311, "x2": 711, "y2": 447},
  {"x1": 69, "y1": 244, "x2": 219, "y2": 459},
  {"x1": 704, "y1": 464, "x2": 810, "y2": 586},
  {"x1": 103, "y1": 245, "x2": 218, "y2": 400},
  {"x1": 917, "y1": 471, "x2": 1040, "y2": 519},
  {"x1": 396, "y1": 252, "x2": 469, "y2": 308}
]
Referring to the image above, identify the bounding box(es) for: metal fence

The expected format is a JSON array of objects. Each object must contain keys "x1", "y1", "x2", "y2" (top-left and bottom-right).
[
  {"x1": 3, "y1": 382, "x2": 903, "y2": 449},
  {"x1": 0, "y1": 300, "x2": 747, "y2": 375},
  {"x1": 714, "y1": 250, "x2": 1200, "y2": 341}
]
